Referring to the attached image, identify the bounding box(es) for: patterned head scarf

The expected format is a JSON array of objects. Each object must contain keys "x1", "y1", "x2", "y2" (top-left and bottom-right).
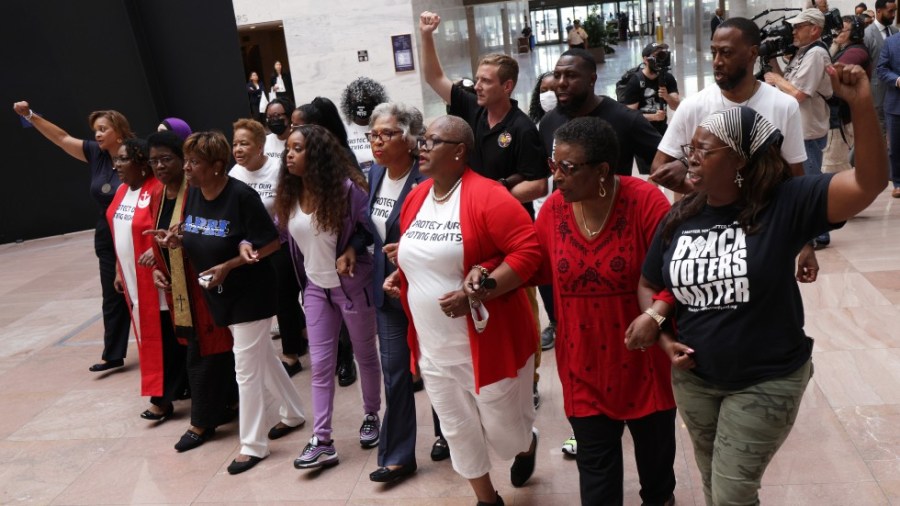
[{"x1": 698, "y1": 106, "x2": 783, "y2": 166}]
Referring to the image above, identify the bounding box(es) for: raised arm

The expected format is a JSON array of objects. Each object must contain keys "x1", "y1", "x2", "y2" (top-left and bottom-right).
[
  {"x1": 826, "y1": 63, "x2": 889, "y2": 223},
  {"x1": 419, "y1": 11, "x2": 453, "y2": 104},
  {"x1": 13, "y1": 101, "x2": 87, "y2": 162}
]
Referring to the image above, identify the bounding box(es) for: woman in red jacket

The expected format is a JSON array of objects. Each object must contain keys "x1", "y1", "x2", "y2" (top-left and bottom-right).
[{"x1": 384, "y1": 116, "x2": 541, "y2": 506}]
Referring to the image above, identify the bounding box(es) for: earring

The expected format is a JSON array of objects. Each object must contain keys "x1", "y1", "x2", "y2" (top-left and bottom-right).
[
  {"x1": 141, "y1": 170, "x2": 146, "y2": 177},
  {"x1": 455, "y1": 156, "x2": 459, "y2": 161},
  {"x1": 734, "y1": 171, "x2": 744, "y2": 188},
  {"x1": 117, "y1": 139, "x2": 123, "y2": 144},
  {"x1": 598, "y1": 177, "x2": 607, "y2": 198},
  {"x1": 215, "y1": 171, "x2": 220, "y2": 176}
]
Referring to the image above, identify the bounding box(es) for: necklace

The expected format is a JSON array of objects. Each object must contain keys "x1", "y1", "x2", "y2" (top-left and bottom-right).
[
  {"x1": 721, "y1": 81, "x2": 759, "y2": 109},
  {"x1": 388, "y1": 161, "x2": 414, "y2": 181},
  {"x1": 433, "y1": 177, "x2": 462, "y2": 203},
  {"x1": 576, "y1": 176, "x2": 618, "y2": 237}
]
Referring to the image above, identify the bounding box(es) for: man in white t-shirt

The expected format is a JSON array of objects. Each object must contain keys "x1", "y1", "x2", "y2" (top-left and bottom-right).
[{"x1": 650, "y1": 17, "x2": 821, "y2": 281}]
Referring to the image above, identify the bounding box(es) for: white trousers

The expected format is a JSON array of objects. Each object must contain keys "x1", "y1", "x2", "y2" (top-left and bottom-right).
[
  {"x1": 230, "y1": 317, "x2": 306, "y2": 458},
  {"x1": 419, "y1": 354, "x2": 536, "y2": 479}
]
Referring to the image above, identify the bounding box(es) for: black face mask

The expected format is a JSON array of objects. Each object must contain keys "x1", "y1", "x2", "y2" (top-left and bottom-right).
[{"x1": 268, "y1": 118, "x2": 288, "y2": 136}]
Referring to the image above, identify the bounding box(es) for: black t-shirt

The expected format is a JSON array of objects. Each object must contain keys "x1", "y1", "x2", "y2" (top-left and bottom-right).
[
  {"x1": 621, "y1": 71, "x2": 679, "y2": 135},
  {"x1": 181, "y1": 178, "x2": 279, "y2": 327},
  {"x1": 642, "y1": 174, "x2": 843, "y2": 389},
  {"x1": 449, "y1": 84, "x2": 549, "y2": 217},
  {"x1": 83, "y1": 140, "x2": 122, "y2": 217},
  {"x1": 539, "y1": 97, "x2": 661, "y2": 176}
]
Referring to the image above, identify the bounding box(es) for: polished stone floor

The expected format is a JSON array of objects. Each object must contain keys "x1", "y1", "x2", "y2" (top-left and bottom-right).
[{"x1": 3, "y1": 36, "x2": 900, "y2": 505}]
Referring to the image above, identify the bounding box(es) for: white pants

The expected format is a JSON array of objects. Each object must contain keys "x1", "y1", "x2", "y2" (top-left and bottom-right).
[
  {"x1": 419, "y1": 354, "x2": 536, "y2": 479},
  {"x1": 230, "y1": 317, "x2": 306, "y2": 458}
]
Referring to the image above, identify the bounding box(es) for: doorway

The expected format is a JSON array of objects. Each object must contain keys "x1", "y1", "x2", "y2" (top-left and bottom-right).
[{"x1": 236, "y1": 21, "x2": 291, "y2": 120}]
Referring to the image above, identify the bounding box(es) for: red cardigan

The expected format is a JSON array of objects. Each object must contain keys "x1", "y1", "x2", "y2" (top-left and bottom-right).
[{"x1": 397, "y1": 168, "x2": 542, "y2": 391}]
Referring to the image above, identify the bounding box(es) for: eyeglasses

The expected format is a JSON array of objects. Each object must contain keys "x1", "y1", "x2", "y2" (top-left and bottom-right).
[
  {"x1": 416, "y1": 137, "x2": 463, "y2": 151},
  {"x1": 365, "y1": 130, "x2": 402, "y2": 143},
  {"x1": 114, "y1": 156, "x2": 132, "y2": 165},
  {"x1": 547, "y1": 157, "x2": 597, "y2": 176},
  {"x1": 148, "y1": 155, "x2": 176, "y2": 167},
  {"x1": 681, "y1": 144, "x2": 732, "y2": 162}
]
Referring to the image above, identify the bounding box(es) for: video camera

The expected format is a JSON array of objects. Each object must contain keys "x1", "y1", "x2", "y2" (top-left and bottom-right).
[
  {"x1": 647, "y1": 49, "x2": 671, "y2": 75},
  {"x1": 754, "y1": 8, "x2": 842, "y2": 75}
]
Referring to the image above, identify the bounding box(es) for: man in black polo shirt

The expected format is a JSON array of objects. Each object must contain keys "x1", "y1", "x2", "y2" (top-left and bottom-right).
[
  {"x1": 419, "y1": 10, "x2": 548, "y2": 218},
  {"x1": 540, "y1": 48, "x2": 661, "y2": 174}
]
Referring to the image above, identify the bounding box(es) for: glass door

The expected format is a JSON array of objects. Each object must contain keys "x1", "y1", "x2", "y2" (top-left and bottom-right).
[{"x1": 531, "y1": 8, "x2": 561, "y2": 44}]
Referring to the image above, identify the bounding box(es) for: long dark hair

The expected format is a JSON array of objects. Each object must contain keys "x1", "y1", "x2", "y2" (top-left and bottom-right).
[
  {"x1": 660, "y1": 143, "x2": 792, "y2": 245},
  {"x1": 528, "y1": 71, "x2": 554, "y2": 123},
  {"x1": 296, "y1": 97, "x2": 351, "y2": 149},
  {"x1": 274, "y1": 124, "x2": 368, "y2": 236}
]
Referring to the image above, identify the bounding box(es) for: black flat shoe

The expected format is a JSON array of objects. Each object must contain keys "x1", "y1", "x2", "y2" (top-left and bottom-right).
[
  {"x1": 227, "y1": 455, "x2": 263, "y2": 475},
  {"x1": 431, "y1": 437, "x2": 450, "y2": 461},
  {"x1": 268, "y1": 420, "x2": 304, "y2": 440},
  {"x1": 369, "y1": 463, "x2": 417, "y2": 483},
  {"x1": 510, "y1": 429, "x2": 538, "y2": 487},
  {"x1": 141, "y1": 404, "x2": 174, "y2": 422},
  {"x1": 282, "y1": 360, "x2": 303, "y2": 377},
  {"x1": 174, "y1": 427, "x2": 215, "y2": 452},
  {"x1": 338, "y1": 361, "x2": 357, "y2": 387},
  {"x1": 476, "y1": 491, "x2": 505, "y2": 506},
  {"x1": 89, "y1": 359, "x2": 124, "y2": 372}
]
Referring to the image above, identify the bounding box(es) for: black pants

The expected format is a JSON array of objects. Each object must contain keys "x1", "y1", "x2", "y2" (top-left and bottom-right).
[
  {"x1": 186, "y1": 336, "x2": 238, "y2": 428},
  {"x1": 150, "y1": 311, "x2": 188, "y2": 408},
  {"x1": 538, "y1": 284, "x2": 555, "y2": 325},
  {"x1": 271, "y1": 244, "x2": 307, "y2": 356},
  {"x1": 94, "y1": 220, "x2": 131, "y2": 362},
  {"x1": 569, "y1": 408, "x2": 676, "y2": 506}
]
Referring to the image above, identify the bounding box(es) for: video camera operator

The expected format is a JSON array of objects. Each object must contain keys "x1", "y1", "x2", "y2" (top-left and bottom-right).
[
  {"x1": 764, "y1": 8, "x2": 835, "y2": 247},
  {"x1": 622, "y1": 43, "x2": 681, "y2": 135}
]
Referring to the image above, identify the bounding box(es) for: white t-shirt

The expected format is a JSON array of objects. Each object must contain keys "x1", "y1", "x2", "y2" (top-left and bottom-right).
[
  {"x1": 659, "y1": 83, "x2": 807, "y2": 166},
  {"x1": 229, "y1": 156, "x2": 280, "y2": 218},
  {"x1": 397, "y1": 184, "x2": 470, "y2": 365},
  {"x1": 371, "y1": 171, "x2": 410, "y2": 242},
  {"x1": 112, "y1": 187, "x2": 141, "y2": 305},
  {"x1": 345, "y1": 122, "x2": 375, "y2": 176},
  {"x1": 264, "y1": 133, "x2": 286, "y2": 160},
  {"x1": 288, "y1": 204, "x2": 340, "y2": 289}
]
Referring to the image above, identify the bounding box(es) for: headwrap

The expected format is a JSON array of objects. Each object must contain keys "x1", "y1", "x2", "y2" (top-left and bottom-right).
[
  {"x1": 698, "y1": 106, "x2": 783, "y2": 166},
  {"x1": 160, "y1": 117, "x2": 193, "y2": 142}
]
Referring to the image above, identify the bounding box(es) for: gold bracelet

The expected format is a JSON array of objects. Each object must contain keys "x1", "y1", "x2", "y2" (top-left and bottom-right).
[
  {"x1": 471, "y1": 264, "x2": 489, "y2": 278},
  {"x1": 644, "y1": 307, "x2": 666, "y2": 329}
]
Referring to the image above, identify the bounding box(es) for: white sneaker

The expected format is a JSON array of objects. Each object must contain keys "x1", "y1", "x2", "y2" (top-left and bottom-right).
[{"x1": 561, "y1": 434, "x2": 577, "y2": 456}]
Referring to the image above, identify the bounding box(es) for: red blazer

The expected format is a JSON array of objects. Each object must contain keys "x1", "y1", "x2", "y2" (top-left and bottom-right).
[{"x1": 397, "y1": 168, "x2": 542, "y2": 391}]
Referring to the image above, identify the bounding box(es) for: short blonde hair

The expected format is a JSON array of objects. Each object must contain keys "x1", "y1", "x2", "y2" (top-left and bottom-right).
[
  {"x1": 232, "y1": 118, "x2": 266, "y2": 146},
  {"x1": 477, "y1": 53, "x2": 519, "y2": 87},
  {"x1": 183, "y1": 131, "x2": 230, "y2": 167}
]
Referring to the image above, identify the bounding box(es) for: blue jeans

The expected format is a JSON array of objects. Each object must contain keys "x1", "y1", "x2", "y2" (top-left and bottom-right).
[
  {"x1": 803, "y1": 136, "x2": 827, "y2": 176},
  {"x1": 887, "y1": 112, "x2": 900, "y2": 188},
  {"x1": 376, "y1": 306, "x2": 417, "y2": 467}
]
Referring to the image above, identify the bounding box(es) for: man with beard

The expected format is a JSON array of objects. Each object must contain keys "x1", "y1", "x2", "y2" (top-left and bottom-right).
[
  {"x1": 539, "y1": 48, "x2": 660, "y2": 174},
  {"x1": 650, "y1": 18, "x2": 821, "y2": 281},
  {"x1": 865, "y1": 0, "x2": 898, "y2": 129}
]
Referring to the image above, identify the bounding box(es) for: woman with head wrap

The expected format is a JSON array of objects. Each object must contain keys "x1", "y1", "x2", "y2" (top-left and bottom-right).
[
  {"x1": 157, "y1": 117, "x2": 193, "y2": 141},
  {"x1": 341, "y1": 77, "x2": 389, "y2": 174},
  {"x1": 12, "y1": 101, "x2": 134, "y2": 372},
  {"x1": 146, "y1": 130, "x2": 238, "y2": 453},
  {"x1": 636, "y1": 63, "x2": 887, "y2": 505}
]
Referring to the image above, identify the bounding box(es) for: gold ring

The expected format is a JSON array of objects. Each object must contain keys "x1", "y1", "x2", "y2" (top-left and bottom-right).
[{"x1": 449, "y1": 312, "x2": 454, "y2": 318}]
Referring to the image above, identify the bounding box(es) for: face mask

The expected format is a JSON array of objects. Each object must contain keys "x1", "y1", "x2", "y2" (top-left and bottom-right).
[
  {"x1": 268, "y1": 118, "x2": 287, "y2": 136},
  {"x1": 540, "y1": 90, "x2": 557, "y2": 113}
]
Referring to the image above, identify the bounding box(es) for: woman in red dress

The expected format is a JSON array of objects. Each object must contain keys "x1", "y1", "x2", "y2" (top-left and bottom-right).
[{"x1": 532, "y1": 117, "x2": 676, "y2": 506}]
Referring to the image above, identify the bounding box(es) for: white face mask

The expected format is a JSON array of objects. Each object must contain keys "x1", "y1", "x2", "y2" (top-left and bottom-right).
[{"x1": 540, "y1": 90, "x2": 558, "y2": 113}]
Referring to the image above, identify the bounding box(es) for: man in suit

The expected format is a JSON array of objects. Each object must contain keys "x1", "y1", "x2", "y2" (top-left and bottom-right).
[
  {"x1": 876, "y1": 30, "x2": 900, "y2": 197},
  {"x1": 865, "y1": 0, "x2": 898, "y2": 129},
  {"x1": 710, "y1": 8, "x2": 725, "y2": 40}
]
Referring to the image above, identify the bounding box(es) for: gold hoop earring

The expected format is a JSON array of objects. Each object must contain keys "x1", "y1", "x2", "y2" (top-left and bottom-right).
[{"x1": 598, "y1": 177, "x2": 607, "y2": 198}]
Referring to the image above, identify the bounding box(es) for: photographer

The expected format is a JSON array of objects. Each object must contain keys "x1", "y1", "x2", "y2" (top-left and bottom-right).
[
  {"x1": 824, "y1": 16, "x2": 871, "y2": 173},
  {"x1": 764, "y1": 9, "x2": 834, "y2": 173},
  {"x1": 622, "y1": 43, "x2": 681, "y2": 136}
]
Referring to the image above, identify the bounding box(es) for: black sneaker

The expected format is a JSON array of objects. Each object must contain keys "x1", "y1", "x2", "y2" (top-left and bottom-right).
[
  {"x1": 540, "y1": 323, "x2": 556, "y2": 350},
  {"x1": 359, "y1": 412, "x2": 380, "y2": 448}
]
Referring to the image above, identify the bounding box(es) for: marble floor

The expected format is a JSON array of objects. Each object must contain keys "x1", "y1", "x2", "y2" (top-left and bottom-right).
[{"x1": 3, "y1": 36, "x2": 900, "y2": 505}]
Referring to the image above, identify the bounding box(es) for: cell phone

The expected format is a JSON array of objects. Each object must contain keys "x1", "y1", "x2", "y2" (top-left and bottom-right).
[{"x1": 481, "y1": 273, "x2": 497, "y2": 290}]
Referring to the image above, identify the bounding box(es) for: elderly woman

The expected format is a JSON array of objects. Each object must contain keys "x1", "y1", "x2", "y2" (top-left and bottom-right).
[
  {"x1": 12, "y1": 101, "x2": 133, "y2": 372},
  {"x1": 276, "y1": 125, "x2": 382, "y2": 471},
  {"x1": 146, "y1": 131, "x2": 237, "y2": 452},
  {"x1": 364, "y1": 102, "x2": 427, "y2": 483},
  {"x1": 532, "y1": 117, "x2": 675, "y2": 506},
  {"x1": 106, "y1": 138, "x2": 187, "y2": 424},
  {"x1": 230, "y1": 118, "x2": 307, "y2": 375},
  {"x1": 156, "y1": 132, "x2": 306, "y2": 475},
  {"x1": 638, "y1": 64, "x2": 886, "y2": 505},
  {"x1": 385, "y1": 116, "x2": 541, "y2": 506}
]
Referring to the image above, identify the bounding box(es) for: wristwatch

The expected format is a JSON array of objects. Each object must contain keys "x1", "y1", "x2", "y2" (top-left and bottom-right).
[
  {"x1": 643, "y1": 307, "x2": 666, "y2": 329},
  {"x1": 498, "y1": 178, "x2": 511, "y2": 190}
]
